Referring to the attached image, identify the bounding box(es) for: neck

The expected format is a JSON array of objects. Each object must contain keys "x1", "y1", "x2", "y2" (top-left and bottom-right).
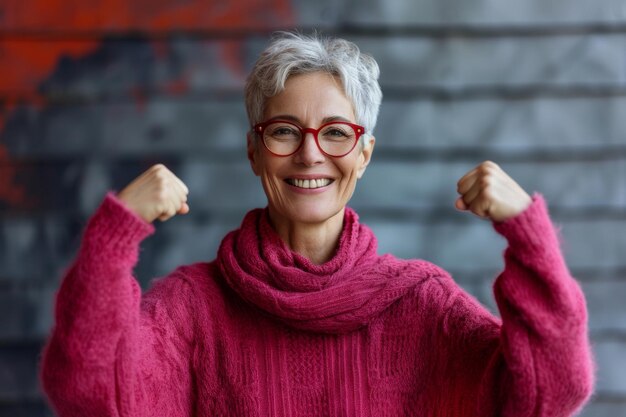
[{"x1": 268, "y1": 208, "x2": 345, "y2": 265}]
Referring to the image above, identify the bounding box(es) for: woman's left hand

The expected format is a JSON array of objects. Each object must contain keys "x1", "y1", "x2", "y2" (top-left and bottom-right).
[{"x1": 455, "y1": 161, "x2": 532, "y2": 222}]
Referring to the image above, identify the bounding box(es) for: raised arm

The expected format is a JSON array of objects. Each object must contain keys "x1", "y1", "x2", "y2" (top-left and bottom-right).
[
  {"x1": 443, "y1": 161, "x2": 594, "y2": 417},
  {"x1": 40, "y1": 165, "x2": 195, "y2": 417}
]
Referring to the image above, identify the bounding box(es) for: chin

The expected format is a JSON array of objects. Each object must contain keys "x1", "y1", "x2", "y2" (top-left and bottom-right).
[{"x1": 280, "y1": 202, "x2": 345, "y2": 225}]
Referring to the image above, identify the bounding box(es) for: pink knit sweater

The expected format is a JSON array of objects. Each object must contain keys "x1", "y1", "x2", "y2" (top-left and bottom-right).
[{"x1": 41, "y1": 193, "x2": 594, "y2": 417}]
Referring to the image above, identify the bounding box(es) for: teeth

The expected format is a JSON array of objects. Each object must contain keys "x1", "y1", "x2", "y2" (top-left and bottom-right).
[{"x1": 289, "y1": 178, "x2": 331, "y2": 189}]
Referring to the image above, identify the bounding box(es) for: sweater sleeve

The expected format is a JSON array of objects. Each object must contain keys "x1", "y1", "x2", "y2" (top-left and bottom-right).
[
  {"x1": 40, "y1": 193, "x2": 196, "y2": 417},
  {"x1": 440, "y1": 194, "x2": 594, "y2": 417}
]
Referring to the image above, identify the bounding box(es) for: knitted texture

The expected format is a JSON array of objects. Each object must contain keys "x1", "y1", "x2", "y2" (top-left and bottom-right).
[
  {"x1": 218, "y1": 206, "x2": 446, "y2": 333},
  {"x1": 40, "y1": 193, "x2": 594, "y2": 417}
]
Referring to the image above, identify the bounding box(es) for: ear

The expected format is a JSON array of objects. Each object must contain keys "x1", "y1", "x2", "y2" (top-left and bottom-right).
[
  {"x1": 356, "y1": 136, "x2": 375, "y2": 179},
  {"x1": 247, "y1": 132, "x2": 261, "y2": 176}
]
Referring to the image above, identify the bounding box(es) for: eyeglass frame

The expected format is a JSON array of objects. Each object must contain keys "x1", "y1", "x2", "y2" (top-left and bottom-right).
[{"x1": 252, "y1": 119, "x2": 367, "y2": 158}]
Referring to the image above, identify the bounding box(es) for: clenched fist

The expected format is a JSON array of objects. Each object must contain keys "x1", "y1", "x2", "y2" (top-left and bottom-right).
[
  {"x1": 455, "y1": 161, "x2": 531, "y2": 222},
  {"x1": 117, "y1": 164, "x2": 190, "y2": 223}
]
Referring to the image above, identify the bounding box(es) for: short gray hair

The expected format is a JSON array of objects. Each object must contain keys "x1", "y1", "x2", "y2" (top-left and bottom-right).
[{"x1": 245, "y1": 32, "x2": 382, "y2": 137}]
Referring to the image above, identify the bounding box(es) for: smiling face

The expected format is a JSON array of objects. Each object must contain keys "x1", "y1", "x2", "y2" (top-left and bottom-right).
[{"x1": 247, "y1": 71, "x2": 375, "y2": 228}]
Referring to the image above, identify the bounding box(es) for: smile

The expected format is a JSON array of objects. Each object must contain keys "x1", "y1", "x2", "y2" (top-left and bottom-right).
[{"x1": 285, "y1": 178, "x2": 333, "y2": 189}]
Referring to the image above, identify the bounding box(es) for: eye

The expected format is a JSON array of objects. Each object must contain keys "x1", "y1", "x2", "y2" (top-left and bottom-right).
[
  {"x1": 330, "y1": 129, "x2": 348, "y2": 136},
  {"x1": 323, "y1": 127, "x2": 349, "y2": 137},
  {"x1": 321, "y1": 124, "x2": 355, "y2": 142},
  {"x1": 269, "y1": 126, "x2": 299, "y2": 137}
]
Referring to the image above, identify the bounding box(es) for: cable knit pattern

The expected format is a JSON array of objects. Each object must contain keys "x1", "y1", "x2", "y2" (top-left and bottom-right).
[
  {"x1": 40, "y1": 192, "x2": 594, "y2": 417},
  {"x1": 218, "y1": 207, "x2": 444, "y2": 333}
]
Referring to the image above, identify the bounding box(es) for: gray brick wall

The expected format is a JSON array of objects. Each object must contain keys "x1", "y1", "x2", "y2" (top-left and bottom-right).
[{"x1": 1, "y1": 1, "x2": 625, "y2": 415}]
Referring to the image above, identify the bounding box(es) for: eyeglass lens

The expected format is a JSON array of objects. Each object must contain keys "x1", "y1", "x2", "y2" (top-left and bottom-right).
[{"x1": 263, "y1": 122, "x2": 357, "y2": 156}]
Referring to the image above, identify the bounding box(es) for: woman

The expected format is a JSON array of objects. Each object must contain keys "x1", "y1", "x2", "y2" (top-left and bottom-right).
[{"x1": 41, "y1": 32, "x2": 594, "y2": 416}]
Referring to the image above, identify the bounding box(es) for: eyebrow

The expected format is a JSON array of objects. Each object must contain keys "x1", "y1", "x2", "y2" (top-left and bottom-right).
[{"x1": 267, "y1": 115, "x2": 353, "y2": 125}]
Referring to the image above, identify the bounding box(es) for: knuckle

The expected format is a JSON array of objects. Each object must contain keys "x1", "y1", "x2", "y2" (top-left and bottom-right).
[
  {"x1": 486, "y1": 161, "x2": 501, "y2": 173},
  {"x1": 157, "y1": 176, "x2": 171, "y2": 189},
  {"x1": 481, "y1": 187, "x2": 494, "y2": 200},
  {"x1": 155, "y1": 188, "x2": 169, "y2": 202},
  {"x1": 479, "y1": 161, "x2": 497, "y2": 173},
  {"x1": 154, "y1": 169, "x2": 168, "y2": 181}
]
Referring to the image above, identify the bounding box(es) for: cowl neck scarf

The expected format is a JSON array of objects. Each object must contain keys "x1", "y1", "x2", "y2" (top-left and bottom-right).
[{"x1": 217, "y1": 207, "x2": 445, "y2": 334}]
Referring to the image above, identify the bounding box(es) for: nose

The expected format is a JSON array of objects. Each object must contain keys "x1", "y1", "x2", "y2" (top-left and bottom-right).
[{"x1": 293, "y1": 132, "x2": 325, "y2": 166}]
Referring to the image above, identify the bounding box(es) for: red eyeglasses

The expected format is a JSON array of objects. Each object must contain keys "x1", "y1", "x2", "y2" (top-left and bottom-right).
[{"x1": 253, "y1": 120, "x2": 366, "y2": 157}]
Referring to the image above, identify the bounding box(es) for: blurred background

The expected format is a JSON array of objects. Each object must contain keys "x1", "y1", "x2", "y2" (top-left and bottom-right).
[{"x1": 1, "y1": 0, "x2": 625, "y2": 416}]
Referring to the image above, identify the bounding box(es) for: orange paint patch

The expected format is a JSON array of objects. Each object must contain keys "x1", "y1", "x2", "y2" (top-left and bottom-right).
[
  {"x1": 163, "y1": 77, "x2": 189, "y2": 96},
  {"x1": 0, "y1": 0, "x2": 294, "y2": 207},
  {"x1": 0, "y1": 39, "x2": 100, "y2": 207},
  {"x1": 1, "y1": 0, "x2": 294, "y2": 32}
]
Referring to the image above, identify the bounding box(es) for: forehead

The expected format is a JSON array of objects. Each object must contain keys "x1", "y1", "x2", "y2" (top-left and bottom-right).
[{"x1": 263, "y1": 72, "x2": 356, "y2": 122}]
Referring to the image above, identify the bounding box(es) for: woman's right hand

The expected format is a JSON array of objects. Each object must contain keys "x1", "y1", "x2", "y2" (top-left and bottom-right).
[{"x1": 117, "y1": 164, "x2": 189, "y2": 223}]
